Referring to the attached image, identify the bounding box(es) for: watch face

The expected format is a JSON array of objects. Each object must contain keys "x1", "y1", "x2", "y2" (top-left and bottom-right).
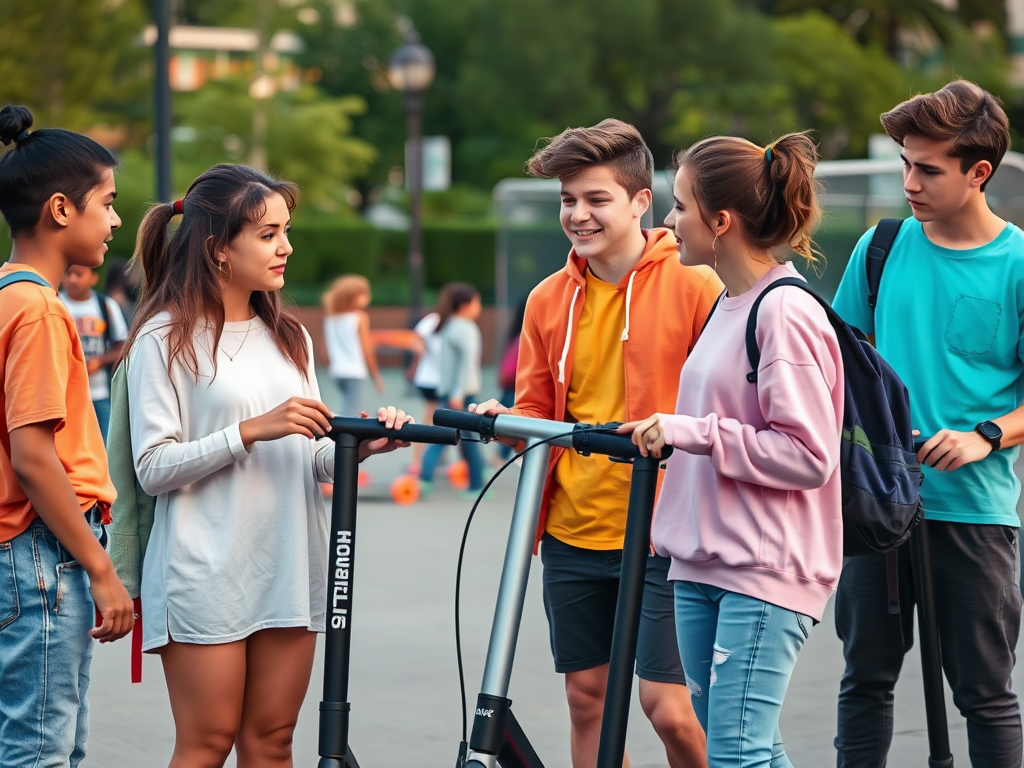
[{"x1": 979, "y1": 421, "x2": 1002, "y2": 440}]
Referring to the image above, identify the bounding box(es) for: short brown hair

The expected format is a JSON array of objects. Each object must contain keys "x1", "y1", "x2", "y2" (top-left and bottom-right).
[
  {"x1": 881, "y1": 80, "x2": 1009, "y2": 190},
  {"x1": 676, "y1": 132, "x2": 823, "y2": 267},
  {"x1": 526, "y1": 118, "x2": 653, "y2": 199}
]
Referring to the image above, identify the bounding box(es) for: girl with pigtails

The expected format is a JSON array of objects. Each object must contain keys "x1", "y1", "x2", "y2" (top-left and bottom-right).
[
  {"x1": 623, "y1": 134, "x2": 845, "y2": 767},
  {"x1": 124, "y1": 164, "x2": 411, "y2": 767}
]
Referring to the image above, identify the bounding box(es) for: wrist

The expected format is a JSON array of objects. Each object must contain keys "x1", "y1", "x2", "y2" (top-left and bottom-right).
[
  {"x1": 975, "y1": 421, "x2": 1002, "y2": 452},
  {"x1": 238, "y1": 419, "x2": 261, "y2": 447}
]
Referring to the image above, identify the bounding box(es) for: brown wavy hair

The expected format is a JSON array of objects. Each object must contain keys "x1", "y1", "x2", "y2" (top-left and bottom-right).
[
  {"x1": 881, "y1": 80, "x2": 1009, "y2": 192},
  {"x1": 675, "y1": 132, "x2": 823, "y2": 268},
  {"x1": 322, "y1": 274, "x2": 371, "y2": 315},
  {"x1": 125, "y1": 164, "x2": 309, "y2": 378}
]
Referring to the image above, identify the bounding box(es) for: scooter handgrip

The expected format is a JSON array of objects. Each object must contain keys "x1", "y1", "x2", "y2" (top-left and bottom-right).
[
  {"x1": 572, "y1": 428, "x2": 674, "y2": 461},
  {"x1": 326, "y1": 417, "x2": 460, "y2": 445},
  {"x1": 431, "y1": 408, "x2": 495, "y2": 436}
]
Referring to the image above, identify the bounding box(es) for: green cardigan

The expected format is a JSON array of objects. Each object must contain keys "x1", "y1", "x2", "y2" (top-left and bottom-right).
[{"x1": 106, "y1": 360, "x2": 155, "y2": 599}]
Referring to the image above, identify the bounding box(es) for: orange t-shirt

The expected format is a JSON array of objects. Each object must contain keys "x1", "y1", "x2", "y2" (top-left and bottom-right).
[
  {"x1": 546, "y1": 272, "x2": 633, "y2": 549},
  {"x1": 0, "y1": 263, "x2": 115, "y2": 543}
]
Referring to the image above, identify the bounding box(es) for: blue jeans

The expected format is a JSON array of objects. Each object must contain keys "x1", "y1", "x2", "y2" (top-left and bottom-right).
[
  {"x1": 92, "y1": 398, "x2": 110, "y2": 445},
  {"x1": 420, "y1": 400, "x2": 484, "y2": 491},
  {"x1": 0, "y1": 509, "x2": 105, "y2": 768},
  {"x1": 674, "y1": 581, "x2": 813, "y2": 768}
]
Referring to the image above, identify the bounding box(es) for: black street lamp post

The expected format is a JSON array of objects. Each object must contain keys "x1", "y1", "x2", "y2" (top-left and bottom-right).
[
  {"x1": 387, "y1": 27, "x2": 435, "y2": 323},
  {"x1": 153, "y1": 0, "x2": 172, "y2": 202}
]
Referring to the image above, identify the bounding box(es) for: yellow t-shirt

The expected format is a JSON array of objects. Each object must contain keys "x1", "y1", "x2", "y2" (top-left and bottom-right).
[{"x1": 546, "y1": 273, "x2": 633, "y2": 550}]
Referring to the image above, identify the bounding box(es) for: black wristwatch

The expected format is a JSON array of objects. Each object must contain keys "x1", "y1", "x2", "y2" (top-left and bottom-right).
[{"x1": 975, "y1": 421, "x2": 1003, "y2": 452}]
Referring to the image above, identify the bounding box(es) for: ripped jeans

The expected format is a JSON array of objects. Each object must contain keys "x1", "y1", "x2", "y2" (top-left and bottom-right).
[{"x1": 674, "y1": 581, "x2": 814, "y2": 768}]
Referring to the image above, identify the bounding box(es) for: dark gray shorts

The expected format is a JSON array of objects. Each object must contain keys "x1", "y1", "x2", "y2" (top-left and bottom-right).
[{"x1": 540, "y1": 533, "x2": 685, "y2": 683}]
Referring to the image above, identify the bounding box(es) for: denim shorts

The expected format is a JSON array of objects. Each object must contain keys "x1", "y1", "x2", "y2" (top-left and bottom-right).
[
  {"x1": 540, "y1": 533, "x2": 686, "y2": 683},
  {"x1": 0, "y1": 507, "x2": 105, "y2": 768}
]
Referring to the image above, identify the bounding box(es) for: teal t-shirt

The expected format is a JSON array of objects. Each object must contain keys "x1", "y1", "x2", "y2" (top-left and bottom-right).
[{"x1": 832, "y1": 217, "x2": 1024, "y2": 527}]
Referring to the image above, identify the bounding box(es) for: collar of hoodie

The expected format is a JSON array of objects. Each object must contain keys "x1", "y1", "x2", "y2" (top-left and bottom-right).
[{"x1": 556, "y1": 269, "x2": 638, "y2": 384}]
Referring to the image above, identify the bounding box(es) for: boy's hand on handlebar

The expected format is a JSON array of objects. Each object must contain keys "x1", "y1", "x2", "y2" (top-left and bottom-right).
[
  {"x1": 618, "y1": 415, "x2": 667, "y2": 459},
  {"x1": 468, "y1": 399, "x2": 510, "y2": 417},
  {"x1": 358, "y1": 406, "x2": 414, "y2": 461},
  {"x1": 240, "y1": 397, "x2": 334, "y2": 446},
  {"x1": 467, "y1": 400, "x2": 518, "y2": 447}
]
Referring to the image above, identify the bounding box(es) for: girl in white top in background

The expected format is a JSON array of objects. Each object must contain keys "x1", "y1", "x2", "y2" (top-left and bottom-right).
[
  {"x1": 322, "y1": 274, "x2": 383, "y2": 416},
  {"x1": 408, "y1": 285, "x2": 449, "y2": 470},
  {"x1": 123, "y1": 164, "x2": 412, "y2": 768}
]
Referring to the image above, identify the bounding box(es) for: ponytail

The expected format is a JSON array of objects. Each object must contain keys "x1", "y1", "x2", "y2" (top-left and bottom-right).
[
  {"x1": 132, "y1": 201, "x2": 177, "y2": 296},
  {"x1": 676, "y1": 132, "x2": 823, "y2": 269}
]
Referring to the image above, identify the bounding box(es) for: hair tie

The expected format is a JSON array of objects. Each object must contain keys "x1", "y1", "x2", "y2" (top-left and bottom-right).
[
  {"x1": 765, "y1": 146, "x2": 773, "y2": 164},
  {"x1": 172, "y1": 199, "x2": 184, "y2": 215},
  {"x1": 14, "y1": 129, "x2": 30, "y2": 144}
]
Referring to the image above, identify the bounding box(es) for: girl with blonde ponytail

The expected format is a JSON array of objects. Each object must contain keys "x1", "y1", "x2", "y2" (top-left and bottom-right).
[
  {"x1": 622, "y1": 133, "x2": 844, "y2": 767},
  {"x1": 124, "y1": 164, "x2": 411, "y2": 768}
]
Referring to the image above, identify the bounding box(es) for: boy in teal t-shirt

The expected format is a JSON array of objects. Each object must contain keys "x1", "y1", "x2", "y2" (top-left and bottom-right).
[{"x1": 832, "y1": 81, "x2": 1023, "y2": 768}]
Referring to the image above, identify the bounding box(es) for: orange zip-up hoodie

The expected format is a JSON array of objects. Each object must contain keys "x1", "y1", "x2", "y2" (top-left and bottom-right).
[{"x1": 512, "y1": 228, "x2": 724, "y2": 550}]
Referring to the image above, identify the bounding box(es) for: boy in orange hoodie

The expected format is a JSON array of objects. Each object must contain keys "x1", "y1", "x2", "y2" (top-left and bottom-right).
[{"x1": 472, "y1": 119, "x2": 722, "y2": 768}]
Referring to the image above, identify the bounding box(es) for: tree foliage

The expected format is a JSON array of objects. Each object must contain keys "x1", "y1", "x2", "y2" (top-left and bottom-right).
[{"x1": 0, "y1": 0, "x2": 148, "y2": 131}]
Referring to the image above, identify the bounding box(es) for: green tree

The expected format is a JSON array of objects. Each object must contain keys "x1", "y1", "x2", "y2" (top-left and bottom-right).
[
  {"x1": 0, "y1": 0, "x2": 148, "y2": 131},
  {"x1": 174, "y1": 78, "x2": 377, "y2": 212}
]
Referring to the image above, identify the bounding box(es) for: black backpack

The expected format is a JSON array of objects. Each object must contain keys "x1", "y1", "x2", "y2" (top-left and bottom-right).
[{"x1": 742, "y1": 263, "x2": 923, "y2": 556}]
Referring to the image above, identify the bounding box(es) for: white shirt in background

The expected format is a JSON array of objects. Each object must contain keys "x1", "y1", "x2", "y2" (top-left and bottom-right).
[
  {"x1": 413, "y1": 312, "x2": 442, "y2": 390},
  {"x1": 59, "y1": 290, "x2": 128, "y2": 400},
  {"x1": 323, "y1": 312, "x2": 368, "y2": 380}
]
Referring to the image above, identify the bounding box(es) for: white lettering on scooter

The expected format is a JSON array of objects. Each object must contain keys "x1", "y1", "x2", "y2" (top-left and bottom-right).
[{"x1": 331, "y1": 531, "x2": 353, "y2": 629}]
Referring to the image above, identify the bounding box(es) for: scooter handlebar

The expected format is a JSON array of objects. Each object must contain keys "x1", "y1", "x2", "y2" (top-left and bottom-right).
[
  {"x1": 431, "y1": 409, "x2": 498, "y2": 439},
  {"x1": 325, "y1": 416, "x2": 460, "y2": 445}
]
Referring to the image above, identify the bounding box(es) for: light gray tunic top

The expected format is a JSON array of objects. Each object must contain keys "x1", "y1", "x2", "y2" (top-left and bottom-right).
[{"x1": 128, "y1": 313, "x2": 334, "y2": 651}]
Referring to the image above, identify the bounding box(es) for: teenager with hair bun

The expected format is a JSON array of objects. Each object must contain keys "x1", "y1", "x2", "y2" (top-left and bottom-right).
[
  {"x1": 0, "y1": 104, "x2": 134, "y2": 768},
  {"x1": 624, "y1": 132, "x2": 844, "y2": 767},
  {"x1": 125, "y1": 163, "x2": 413, "y2": 768}
]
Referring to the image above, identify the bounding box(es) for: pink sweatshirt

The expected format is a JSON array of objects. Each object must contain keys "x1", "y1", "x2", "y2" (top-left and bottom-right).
[{"x1": 651, "y1": 264, "x2": 844, "y2": 621}]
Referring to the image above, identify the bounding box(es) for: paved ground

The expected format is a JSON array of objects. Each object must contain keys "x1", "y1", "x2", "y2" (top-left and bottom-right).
[{"x1": 82, "y1": 368, "x2": 1020, "y2": 767}]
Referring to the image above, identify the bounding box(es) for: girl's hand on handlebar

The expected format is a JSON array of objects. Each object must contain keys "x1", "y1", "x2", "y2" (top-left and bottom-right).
[
  {"x1": 358, "y1": 406, "x2": 414, "y2": 462},
  {"x1": 618, "y1": 415, "x2": 668, "y2": 459},
  {"x1": 240, "y1": 397, "x2": 334, "y2": 447}
]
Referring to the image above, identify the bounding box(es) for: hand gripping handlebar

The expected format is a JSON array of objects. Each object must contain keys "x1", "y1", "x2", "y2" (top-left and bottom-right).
[
  {"x1": 325, "y1": 416, "x2": 460, "y2": 445},
  {"x1": 431, "y1": 409, "x2": 671, "y2": 460}
]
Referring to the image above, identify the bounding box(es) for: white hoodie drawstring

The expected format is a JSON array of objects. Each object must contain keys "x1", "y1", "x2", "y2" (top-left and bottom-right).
[
  {"x1": 557, "y1": 284, "x2": 581, "y2": 383},
  {"x1": 620, "y1": 270, "x2": 637, "y2": 341}
]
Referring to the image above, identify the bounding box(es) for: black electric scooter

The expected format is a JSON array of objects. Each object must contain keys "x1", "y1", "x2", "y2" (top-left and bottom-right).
[
  {"x1": 316, "y1": 416, "x2": 460, "y2": 768},
  {"x1": 433, "y1": 408, "x2": 670, "y2": 768}
]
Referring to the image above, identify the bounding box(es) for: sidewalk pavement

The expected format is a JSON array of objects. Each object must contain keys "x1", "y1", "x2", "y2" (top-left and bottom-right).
[{"x1": 81, "y1": 368, "x2": 1020, "y2": 767}]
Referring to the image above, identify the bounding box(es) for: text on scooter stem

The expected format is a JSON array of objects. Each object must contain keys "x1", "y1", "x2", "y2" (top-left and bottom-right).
[{"x1": 331, "y1": 530, "x2": 352, "y2": 629}]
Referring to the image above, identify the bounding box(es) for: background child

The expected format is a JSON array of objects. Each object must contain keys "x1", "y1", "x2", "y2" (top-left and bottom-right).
[
  {"x1": 420, "y1": 282, "x2": 485, "y2": 496},
  {"x1": 410, "y1": 286, "x2": 447, "y2": 471},
  {"x1": 322, "y1": 273, "x2": 383, "y2": 416},
  {"x1": 0, "y1": 104, "x2": 134, "y2": 768},
  {"x1": 59, "y1": 264, "x2": 129, "y2": 442}
]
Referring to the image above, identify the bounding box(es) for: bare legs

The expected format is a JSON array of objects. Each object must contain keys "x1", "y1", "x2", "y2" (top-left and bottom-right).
[
  {"x1": 564, "y1": 666, "x2": 706, "y2": 768},
  {"x1": 160, "y1": 627, "x2": 317, "y2": 768}
]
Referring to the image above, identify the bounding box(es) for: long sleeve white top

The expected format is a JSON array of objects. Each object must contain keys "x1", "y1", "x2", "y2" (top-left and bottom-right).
[{"x1": 129, "y1": 313, "x2": 334, "y2": 650}]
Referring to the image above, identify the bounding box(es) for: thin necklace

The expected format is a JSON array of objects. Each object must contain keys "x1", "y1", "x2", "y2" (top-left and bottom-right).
[{"x1": 221, "y1": 318, "x2": 254, "y2": 361}]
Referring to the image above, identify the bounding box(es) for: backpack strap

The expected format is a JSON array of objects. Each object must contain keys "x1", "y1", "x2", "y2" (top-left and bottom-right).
[
  {"x1": 745, "y1": 277, "x2": 839, "y2": 384},
  {"x1": 0, "y1": 271, "x2": 51, "y2": 291},
  {"x1": 865, "y1": 219, "x2": 904, "y2": 310}
]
